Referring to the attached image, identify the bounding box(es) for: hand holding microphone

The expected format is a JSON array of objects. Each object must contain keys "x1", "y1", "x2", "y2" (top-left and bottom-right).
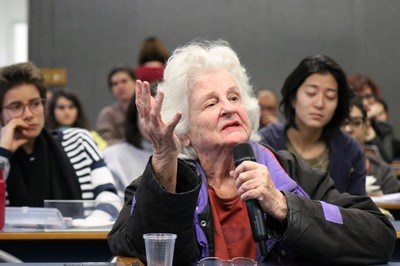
[
  {"x1": 233, "y1": 143, "x2": 268, "y2": 257},
  {"x1": 233, "y1": 143, "x2": 288, "y2": 257}
]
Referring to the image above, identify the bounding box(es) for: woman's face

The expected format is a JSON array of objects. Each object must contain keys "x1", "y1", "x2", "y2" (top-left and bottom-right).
[
  {"x1": 184, "y1": 69, "x2": 251, "y2": 154},
  {"x1": 110, "y1": 71, "x2": 135, "y2": 102},
  {"x1": 1, "y1": 83, "x2": 45, "y2": 139},
  {"x1": 292, "y1": 73, "x2": 338, "y2": 130},
  {"x1": 54, "y1": 96, "x2": 78, "y2": 127}
]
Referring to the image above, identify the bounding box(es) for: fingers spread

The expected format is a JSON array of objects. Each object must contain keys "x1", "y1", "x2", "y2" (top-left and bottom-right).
[
  {"x1": 151, "y1": 89, "x2": 164, "y2": 118},
  {"x1": 166, "y1": 112, "x2": 182, "y2": 134}
]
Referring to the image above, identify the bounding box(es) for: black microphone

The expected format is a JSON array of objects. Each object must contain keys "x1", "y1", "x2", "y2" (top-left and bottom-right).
[{"x1": 233, "y1": 143, "x2": 268, "y2": 257}]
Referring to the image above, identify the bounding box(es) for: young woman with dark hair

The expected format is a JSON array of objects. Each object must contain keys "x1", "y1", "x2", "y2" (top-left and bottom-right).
[{"x1": 259, "y1": 55, "x2": 366, "y2": 195}]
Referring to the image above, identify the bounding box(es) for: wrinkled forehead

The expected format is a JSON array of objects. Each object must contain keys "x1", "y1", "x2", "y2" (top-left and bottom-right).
[{"x1": 190, "y1": 69, "x2": 238, "y2": 93}]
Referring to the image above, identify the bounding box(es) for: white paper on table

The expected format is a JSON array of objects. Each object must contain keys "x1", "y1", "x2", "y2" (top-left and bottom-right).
[{"x1": 370, "y1": 192, "x2": 400, "y2": 203}]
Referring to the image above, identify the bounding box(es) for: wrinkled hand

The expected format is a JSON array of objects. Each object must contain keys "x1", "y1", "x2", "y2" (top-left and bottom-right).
[
  {"x1": 231, "y1": 161, "x2": 287, "y2": 221},
  {"x1": 0, "y1": 118, "x2": 30, "y2": 152},
  {"x1": 135, "y1": 80, "x2": 182, "y2": 192}
]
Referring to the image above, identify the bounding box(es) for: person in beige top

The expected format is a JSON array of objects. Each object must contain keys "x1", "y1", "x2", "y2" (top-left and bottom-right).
[{"x1": 96, "y1": 66, "x2": 136, "y2": 146}]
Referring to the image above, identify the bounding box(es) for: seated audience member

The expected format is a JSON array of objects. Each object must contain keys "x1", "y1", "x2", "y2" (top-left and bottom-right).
[
  {"x1": 133, "y1": 37, "x2": 170, "y2": 87},
  {"x1": 342, "y1": 97, "x2": 398, "y2": 195},
  {"x1": 348, "y1": 74, "x2": 394, "y2": 163},
  {"x1": 96, "y1": 66, "x2": 136, "y2": 146},
  {"x1": 103, "y1": 95, "x2": 152, "y2": 198},
  {"x1": 259, "y1": 55, "x2": 366, "y2": 196},
  {"x1": 46, "y1": 90, "x2": 107, "y2": 150},
  {"x1": 347, "y1": 74, "x2": 381, "y2": 107},
  {"x1": 369, "y1": 97, "x2": 400, "y2": 160},
  {"x1": 257, "y1": 89, "x2": 279, "y2": 128},
  {"x1": 107, "y1": 40, "x2": 395, "y2": 265},
  {"x1": 0, "y1": 62, "x2": 120, "y2": 209}
]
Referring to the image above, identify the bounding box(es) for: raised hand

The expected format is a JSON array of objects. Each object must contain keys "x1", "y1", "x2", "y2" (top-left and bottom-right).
[{"x1": 135, "y1": 80, "x2": 182, "y2": 192}]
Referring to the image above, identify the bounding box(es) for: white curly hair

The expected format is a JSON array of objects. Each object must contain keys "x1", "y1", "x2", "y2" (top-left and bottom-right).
[{"x1": 158, "y1": 40, "x2": 260, "y2": 160}]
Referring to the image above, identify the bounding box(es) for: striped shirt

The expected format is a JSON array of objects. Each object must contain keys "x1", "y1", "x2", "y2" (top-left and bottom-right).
[{"x1": 58, "y1": 128, "x2": 119, "y2": 202}]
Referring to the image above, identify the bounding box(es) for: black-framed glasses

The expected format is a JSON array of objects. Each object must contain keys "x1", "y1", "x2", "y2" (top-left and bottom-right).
[
  {"x1": 198, "y1": 257, "x2": 257, "y2": 266},
  {"x1": 3, "y1": 98, "x2": 45, "y2": 118}
]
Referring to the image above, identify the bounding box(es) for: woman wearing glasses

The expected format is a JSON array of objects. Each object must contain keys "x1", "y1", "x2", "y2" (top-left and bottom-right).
[
  {"x1": 258, "y1": 55, "x2": 366, "y2": 196},
  {"x1": 0, "y1": 62, "x2": 120, "y2": 210},
  {"x1": 108, "y1": 41, "x2": 395, "y2": 264}
]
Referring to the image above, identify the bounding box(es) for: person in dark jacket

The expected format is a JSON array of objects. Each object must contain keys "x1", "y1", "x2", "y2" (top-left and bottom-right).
[
  {"x1": 108, "y1": 40, "x2": 395, "y2": 265},
  {"x1": 259, "y1": 55, "x2": 366, "y2": 196}
]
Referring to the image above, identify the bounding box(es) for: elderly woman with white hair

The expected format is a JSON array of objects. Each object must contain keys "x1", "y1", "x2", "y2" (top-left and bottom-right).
[{"x1": 107, "y1": 40, "x2": 395, "y2": 265}]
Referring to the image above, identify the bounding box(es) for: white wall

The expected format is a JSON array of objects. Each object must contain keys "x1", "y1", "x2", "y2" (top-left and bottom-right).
[{"x1": 0, "y1": 0, "x2": 28, "y2": 67}]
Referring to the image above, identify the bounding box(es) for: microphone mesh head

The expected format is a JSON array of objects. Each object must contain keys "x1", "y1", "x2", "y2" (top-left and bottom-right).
[{"x1": 233, "y1": 143, "x2": 256, "y2": 167}]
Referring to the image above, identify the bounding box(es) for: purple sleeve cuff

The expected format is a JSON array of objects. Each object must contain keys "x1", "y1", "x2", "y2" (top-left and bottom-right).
[{"x1": 320, "y1": 201, "x2": 343, "y2": 224}]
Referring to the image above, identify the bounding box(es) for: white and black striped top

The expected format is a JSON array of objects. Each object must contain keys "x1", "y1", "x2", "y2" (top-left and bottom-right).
[{"x1": 58, "y1": 128, "x2": 119, "y2": 202}]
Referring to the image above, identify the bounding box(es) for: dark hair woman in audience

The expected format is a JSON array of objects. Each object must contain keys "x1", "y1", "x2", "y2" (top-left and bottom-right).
[
  {"x1": 46, "y1": 90, "x2": 107, "y2": 150},
  {"x1": 0, "y1": 62, "x2": 119, "y2": 212},
  {"x1": 108, "y1": 41, "x2": 394, "y2": 264},
  {"x1": 259, "y1": 55, "x2": 366, "y2": 196}
]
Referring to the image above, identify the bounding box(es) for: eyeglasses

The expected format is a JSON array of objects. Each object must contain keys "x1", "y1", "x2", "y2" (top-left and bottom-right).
[
  {"x1": 342, "y1": 117, "x2": 364, "y2": 129},
  {"x1": 198, "y1": 257, "x2": 257, "y2": 266},
  {"x1": 3, "y1": 98, "x2": 45, "y2": 118}
]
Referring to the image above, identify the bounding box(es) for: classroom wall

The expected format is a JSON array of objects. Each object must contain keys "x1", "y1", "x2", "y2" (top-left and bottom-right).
[
  {"x1": 29, "y1": 0, "x2": 400, "y2": 134},
  {"x1": 0, "y1": 0, "x2": 27, "y2": 66}
]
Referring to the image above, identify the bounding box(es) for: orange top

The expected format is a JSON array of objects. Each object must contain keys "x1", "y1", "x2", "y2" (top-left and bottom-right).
[{"x1": 208, "y1": 185, "x2": 256, "y2": 260}]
